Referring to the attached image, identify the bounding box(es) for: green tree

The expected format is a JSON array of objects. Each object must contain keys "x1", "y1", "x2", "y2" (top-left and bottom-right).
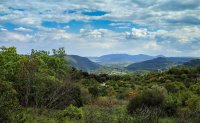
[{"x1": 0, "y1": 81, "x2": 19, "y2": 123}]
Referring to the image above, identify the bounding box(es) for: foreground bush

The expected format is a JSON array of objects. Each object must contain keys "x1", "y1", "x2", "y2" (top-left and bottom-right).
[
  {"x1": 63, "y1": 104, "x2": 83, "y2": 120},
  {"x1": 127, "y1": 86, "x2": 167, "y2": 123},
  {"x1": 83, "y1": 106, "x2": 135, "y2": 123},
  {"x1": 127, "y1": 86, "x2": 167, "y2": 114}
]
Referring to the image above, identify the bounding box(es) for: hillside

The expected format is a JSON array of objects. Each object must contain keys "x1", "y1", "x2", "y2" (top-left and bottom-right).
[
  {"x1": 183, "y1": 59, "x2": 200, "y2": 67},
  {"x1": 88, "y1": 54, "x2": 160, "y2": 66},
  {"x1": 126, "y1": 57, "x2": 176, "y2": 71},
  {"x1": 167, "y1": 57, "x2": 194, "y2": 64},
  {"x1": 66, "y1": 55, "x2": 101, "y2": 71}
]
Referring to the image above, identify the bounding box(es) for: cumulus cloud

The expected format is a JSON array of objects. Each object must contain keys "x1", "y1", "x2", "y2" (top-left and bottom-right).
[
  {"x1": 126, "y1": 28, "x2": 149, "y2": 39},
  {"x1": 155, "y1": 27, "x2": 200, "y2": 44},
  {"x1": 0, "y1": 31, "x2": 32, "y2": 42},
  {"x1": 0, "y1": 0, "x2": 200, "y2": 56},
  {"x1": 80, "y1": 29, "x2": 105, "y2": 38},
  {"x1": 14, "y1": 27, "x2": 32, "y2": 32}
]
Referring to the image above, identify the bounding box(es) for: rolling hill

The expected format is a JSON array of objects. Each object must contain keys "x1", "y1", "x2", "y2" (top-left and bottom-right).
[
  {"x1": 167, "y1": 57, "x2": 194, "y2": 64},
  {"x1": 126, "y1": 57, "x2": 194, "y2": 71},
  {"x1": 88, "y1": 54, "x2": 162, "y2": 66},
  {"x1": 183, "y1": 59, "x2": 200, "y2": 67},
  {"x1": 65, "y1": 55, "x2": 101, "y2": 71},
  {"x1": 126, "y1": 57, "x2": 175, "y2": 71}
]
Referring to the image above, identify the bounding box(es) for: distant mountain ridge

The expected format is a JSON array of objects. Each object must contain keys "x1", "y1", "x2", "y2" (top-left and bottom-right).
[
  {"x1": 65, "y1": 55, "x2": 101, "y2": 71},
  {"x1": 88, "y1": 54, "x2": 162, "y2": 65},
  {"x1": 127, "y1": 57, "x2": 195, "y2": 71},
  {"x1": 127, "y1": 57, "x2": 175, "y2": 71},
  {"x1": 65, "y1": 54, "x2": 197, "y2": 72},
  {"x1": 183, "y1": 59, "x2": 200, "y2": 67}
]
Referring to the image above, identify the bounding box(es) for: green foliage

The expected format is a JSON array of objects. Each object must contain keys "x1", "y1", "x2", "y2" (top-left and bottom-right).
[
  {"x1": 88, "y1": 86, "x2": 100, "y2": 98},
  {"x1": 0, "y1": 81, "x2": 19, "y2": 123},
  {"x1": 63, "y1": 104, "x2": 83, "y2": 120},
  {"x1": 164, "y1": 93, "x2": 182, "y2": 116},
  {"x1": 83, "y1": 106, "x2": 135, "y2": 123},
  {"x1": 1, "y1": 46, "x2": 200, "y2": 122},
  {"x1": 127, "y1": 86, "x2": 167, "y2": 114},
  {"x1": 164, "y1": 81, "x2": 186, "y2": 93},
  {"x1": 190, "y1": 83, "x2": 200, "y2": 95}
]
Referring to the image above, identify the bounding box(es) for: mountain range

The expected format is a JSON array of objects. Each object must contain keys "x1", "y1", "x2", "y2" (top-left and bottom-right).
[
  {"x1": 126, "y1": 57, "x2": 195, "y2": 71},
  {"x1": 88, "y1": 54, "x2": 163, "y2": 66},
  {"x1": 66, "y1": 54, "x2": 199, "y2": 72},
  {"x1": 126, "y1": 57, "x2": 174, "y2": 71}
]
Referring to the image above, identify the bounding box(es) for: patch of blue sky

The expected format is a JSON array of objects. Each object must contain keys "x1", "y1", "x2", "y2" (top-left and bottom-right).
[
  {"x1": 2, "y1": 22, "x2": 37, "y2": 33},
  {"x1": 42, "y1": 21, "x2": 67, "y2": 28},
  {"x1": 42, "y1": 19, "x2": 148, "y2": 33},
  {"x1": 64, "y1": 9, "x2": 78, "y2": 14},
  {"x1": 82, "y1": 10, "x2": 109, "y2": 16},
  {"x1": 42, "y1": 20, "x2": 85, "y2": 33},
  {"x1": 8, "y1": 7, "x2": 25, "y2": 11},
  {"x1": 3, "y1": 23, "x2": 20, "y2": 30},
  {"x1": 0, "y1": 13, "x2": 8, "y2": 16},
  {"x1": 90, "y1": 20, "x2": 145, "y2": 32}
]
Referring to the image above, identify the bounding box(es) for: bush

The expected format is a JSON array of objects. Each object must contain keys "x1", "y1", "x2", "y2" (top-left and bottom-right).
[
  {"x1": 92, "y1": 97, "x2": 119, "y2": 107},
  {"x1": 185, "y1": 96, "x2": 200, "y2": 111},
  {"x1": 165, "y1": 82, "x2": 186, "y2": 93},
  {"x1": 63, "y1": 104, "x2": 83, "y2": 120},
  {"x1": 127, "y1": 86, "x2": 167, "y2": 114},
  {"x1": 84, "y1": 106, "x2": 114, "y2": 123},
  {"x1": 83, "y1": 106, "x2": 136, "y2": 123},
  {"x1": 127, "y1": 86, "x2": 167, "y2": 123},
  {"x1": 177, "y1": 108, "x2": 200, "y2": 123},
  {"x1": 164, "y1": 93, "x2": 182, "y2": 116},
  {"x1": 88, "y1": 86, "x2": 100, "y2": 98}
]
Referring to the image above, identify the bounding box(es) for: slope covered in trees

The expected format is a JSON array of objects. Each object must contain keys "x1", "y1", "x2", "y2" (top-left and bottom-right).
[
  {"x1": 127, "y1": 57, "x2": 175, "y2": 71},
  {"x1": 67, "y1": 55, "x2": 101, "y2": 71},
  {"x1": 183, "y1": 59, "x2": 200, "y2": 67}
]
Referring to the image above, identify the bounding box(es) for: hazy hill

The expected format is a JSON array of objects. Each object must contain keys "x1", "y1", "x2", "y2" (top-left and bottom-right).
[
  {"x1": 127, "y1": 57, "x2": 176, "y2": 71},
  {"x1": 88, "y1": 54, "x2": 160, "y2": 66},
  {"x1": 183, "y1": 59, "x2": 200, "y2": 67},
  {"x1": 167, "y1": 57, "x2": 194, "y2": 64},
  {"x1": 65, "y1": 55, "x2": 101, "y2": 71}
]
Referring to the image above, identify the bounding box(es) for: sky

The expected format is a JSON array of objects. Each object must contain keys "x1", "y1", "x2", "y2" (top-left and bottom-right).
[{"x1": 0, "y1": 0, "x2": 200, "y2": 57}]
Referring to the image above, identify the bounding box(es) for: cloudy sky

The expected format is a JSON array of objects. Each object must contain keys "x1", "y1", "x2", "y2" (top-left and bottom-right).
[{"x1": 0, "y1": 0, "x2": 200, "y2": 57}]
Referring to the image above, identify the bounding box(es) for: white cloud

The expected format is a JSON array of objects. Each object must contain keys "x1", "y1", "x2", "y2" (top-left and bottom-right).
[
  {"x1": 0, "y1": 31, "x2": 32, "y2": 42},
  {"x1": 126, "y1": 28, "x2": 149, "y2": 39},
  {"x1": 80, "y1": 28, "x2": 114, "y2": 39},
  {"x1": 0, "y1": 28, "x2": 7, "y2": 31},
  {"x1": 14, "y1": 27, "x2": 32, "y2": 32},
  {"x1": 0, "y1": 0, "x2": 200, "y2": 56}
]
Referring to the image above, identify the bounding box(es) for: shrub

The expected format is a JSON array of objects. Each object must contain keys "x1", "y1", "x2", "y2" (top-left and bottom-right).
[
  {"x1": 164, "y1": 93, "x2": 182, "y2": 116},
  {"x1": 164, "y1": 82, "x2": 186, "y2": 93},
  {"x1": 83, "y1": 106, "x2": 115, "y2": 123},
  {"x1": 88, "y1": 86, "x2": 100, "y2": 98},
  {"x1": 127, "y1": 86, "x2": 167, "y2": 114},
  {"x1": 92, "y1": 97, "x2": 119, "y2": 107},
  {"x1": 63, "y1": 104, "x2": 83, "y2": 120},
  {"x1": 185, "y1": 96, "x2": 200, "y2": 111},
  {"x1": 80, "y1": 87, "x2": 92, "y2": 105},
  {"x1": 190, "y1": 83, "x2": 200, "y2": 95}
]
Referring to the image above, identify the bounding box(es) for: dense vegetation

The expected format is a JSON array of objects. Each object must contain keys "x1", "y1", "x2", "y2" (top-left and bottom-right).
[
  {"x1": 67, "y1": 55, "x2": 101, "y2": 71},
  {"x1": 1, "y1": 46, "x2": 200, "y2": 123}
]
